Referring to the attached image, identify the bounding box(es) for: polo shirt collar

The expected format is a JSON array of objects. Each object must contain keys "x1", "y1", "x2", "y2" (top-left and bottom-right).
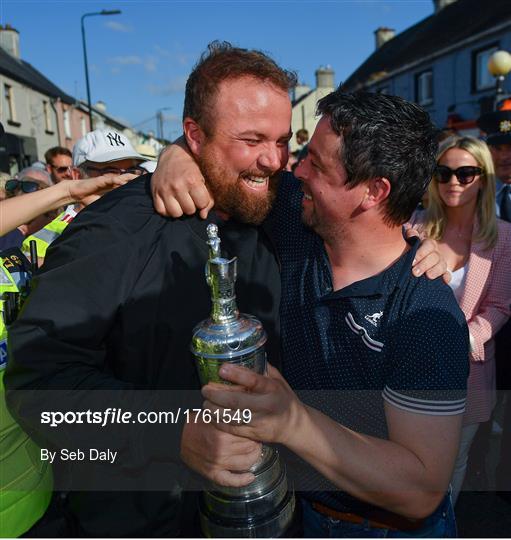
[{"x1": 324, "y1": 236, "x2": 420, "y2": 300}]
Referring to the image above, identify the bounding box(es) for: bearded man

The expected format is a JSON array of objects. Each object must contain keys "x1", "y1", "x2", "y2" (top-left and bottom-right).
[
  {"x1": 5, "y1": 41, "x2": 296, "y2": 538},
  {"x1": 6, "y1": 42, "x2": 444, "y2": 537}
]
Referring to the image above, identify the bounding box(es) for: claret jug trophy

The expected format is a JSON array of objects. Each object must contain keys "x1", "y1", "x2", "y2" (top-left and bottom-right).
[{"x1": 191, "y1": 224, "x2": 295, "y2": 538}]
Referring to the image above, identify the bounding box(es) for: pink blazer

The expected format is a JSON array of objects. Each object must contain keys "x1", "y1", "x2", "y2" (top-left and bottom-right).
[
  {"x1": 409, "y1": 217, "x2": 511, "y2": 424},
  {"x1": 459, "y1": 219, "x2": 511, "y2": 424}
]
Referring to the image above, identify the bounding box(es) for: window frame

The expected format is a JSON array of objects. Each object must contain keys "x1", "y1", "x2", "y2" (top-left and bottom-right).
[
  {"x1": 80, "y1": 116, "x2": 87, "y2": 137},
  {"x1": 43, "y1": 100, "x2": 53, "y2": 134},
  {"x1": 472, "y1": 43, "x2": 499, "y2": 93},
  {"x1": 415, "y1": 70, "x2": 434, "y2": 106},
  {"x1": 4, "y1": 83, "x2": 18, "y2": 125},
  {"x1": 63, "y1": 108, "x2": 71, "y2": 139}
]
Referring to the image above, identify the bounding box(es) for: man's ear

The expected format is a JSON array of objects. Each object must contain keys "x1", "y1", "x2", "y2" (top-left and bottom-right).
[
  {"x1": 183, "y1": 117, "x2": 205, "y2": 157},
  {"x1": 361, "y1": 177, "x2": 391, "y2": 211}
]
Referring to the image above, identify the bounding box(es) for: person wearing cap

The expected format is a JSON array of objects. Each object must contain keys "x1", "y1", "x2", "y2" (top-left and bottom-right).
[
  {"x1": 5, "y1": 44, "x2": 449, "y2": 538},
  {"x1": 478, "y1": 98, "x2": 511, "y2": 219},
  {"x1": 478, "y1": 102, "x2": 511, "y2": 502},
  {"x1": 22, "y1": 129, "x2": 145, "y2": 263},
  {"x1": 72, "y1": 128, "x2": 145, "y2": 180},
  {"x1": 0, "y1": 136, "x2": 139, "y2": 537}
]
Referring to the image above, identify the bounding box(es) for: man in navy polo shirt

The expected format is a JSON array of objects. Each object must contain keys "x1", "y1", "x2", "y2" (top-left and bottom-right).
[{"x1": 203, "y1": 91, "x2": 469, "y2": 537}]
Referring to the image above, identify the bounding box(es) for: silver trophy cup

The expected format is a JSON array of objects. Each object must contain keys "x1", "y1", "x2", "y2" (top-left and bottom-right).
[{"x1": 191, "y1": 224, "x2": 295, "y2": 538}]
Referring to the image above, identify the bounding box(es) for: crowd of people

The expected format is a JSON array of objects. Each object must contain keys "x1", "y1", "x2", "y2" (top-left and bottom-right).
[{"x1": 0, "y1": 41, "x2": 510, "y2": 538}]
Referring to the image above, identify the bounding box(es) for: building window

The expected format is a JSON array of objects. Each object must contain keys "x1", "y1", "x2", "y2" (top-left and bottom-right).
[
  {"x1": 416, "y1": 70, "x2": 433, "y2": 106},
  {"x1": 80, "y1": 116, "x2": 87, "y2": 136},
  {"x1": 64, "y1": 109, "x2": 71, "y2": 139},
  {"x1": 43, "y1": 100, "x2": 52, "y2": 132},
  {"x1": 473, "y1": 44, "x2": 498, "y2": 91},
  {"x1": 4, "y1": 84, "x2": 16, "y2": 123}
]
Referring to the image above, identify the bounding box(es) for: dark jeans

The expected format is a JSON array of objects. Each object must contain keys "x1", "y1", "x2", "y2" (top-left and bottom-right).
[{"x1": 301, "y1": 494, "x2": 457, "y2": 538}]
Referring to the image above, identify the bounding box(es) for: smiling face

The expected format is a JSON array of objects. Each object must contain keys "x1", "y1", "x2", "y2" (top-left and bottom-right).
[
  {"x1": 436, "y1": 148, "x2": 482, "y2": 209},
  {"x1": 192, "y1": 76, "x2": 292, "y2": 225},
  {"x1": 294, "y1": 116, "x2": 367, "y2": 241}
]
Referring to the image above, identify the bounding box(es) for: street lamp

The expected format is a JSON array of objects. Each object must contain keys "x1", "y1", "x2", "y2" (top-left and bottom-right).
[
  {"x1": 156, "y1": 107, "x2": 172, "y2": 139},
  {"x1": 81, "y1": 9, "x2": 122, "y2": 130},
  {"x1": 488, "y1": 50, "x2": 511, "y2": 98}
]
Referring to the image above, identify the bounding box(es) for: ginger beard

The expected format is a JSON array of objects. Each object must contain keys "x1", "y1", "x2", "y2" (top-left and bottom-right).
[{"x1": 198, "y1": 146, "x2": 280, "y2": 226}]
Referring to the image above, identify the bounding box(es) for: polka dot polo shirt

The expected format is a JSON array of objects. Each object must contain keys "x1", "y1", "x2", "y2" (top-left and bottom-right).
[{"x1": 267, "y1": 173, "x2": 469, "y2": 513}]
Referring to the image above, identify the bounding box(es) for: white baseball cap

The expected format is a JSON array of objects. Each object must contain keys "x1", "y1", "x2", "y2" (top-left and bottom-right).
[{"x1": 73, "y1": 129, "x2": 145, "y2": 167}]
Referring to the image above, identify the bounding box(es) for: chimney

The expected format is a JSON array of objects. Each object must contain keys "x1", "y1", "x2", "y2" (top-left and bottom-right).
[
  {"x1": 433, "y1": 0, "x2": 457, "y2": 12},
  {"x1": 315, "y1": 66, "x2": 335, "y2": 89},
  {"x1": 374, "y1": 27, "x2": 395, "y2": 50},
  {"x1": 0, "y1": 24, "x2": 20, "y2": 59}
]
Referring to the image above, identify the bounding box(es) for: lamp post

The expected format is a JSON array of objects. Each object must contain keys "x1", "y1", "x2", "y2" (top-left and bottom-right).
[
  {"x1": 81, "y1": 9, "x2": 121, "y2": 131},
  {"x1": 488, "y1": 50, "x2": 511, "y2": 106},
  {"x1": 156, "y1": 107, "x2": 172, "y2": 139}
]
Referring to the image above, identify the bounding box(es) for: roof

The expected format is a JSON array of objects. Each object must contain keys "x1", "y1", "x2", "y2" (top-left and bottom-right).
[
  {"x1": 292, "y1": 88, "x2": 314, "y2": 107},
  {"x1": 342, "y1": 0, "x2": 511, "y2": 90},
  {"x1": 0, "y1": 47, "x2": 75, "y2": 104}
]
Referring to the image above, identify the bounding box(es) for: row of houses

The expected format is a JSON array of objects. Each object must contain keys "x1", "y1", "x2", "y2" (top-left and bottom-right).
[
  {"x1": 0, "y1": 24, "x2": 168, "y2": 176},
  {"x1": 291, "y1": 0, "x2": 511, "y2": 143},
  {"x1": 3, "y1": 0, "x2": 509, "y2": 173}
]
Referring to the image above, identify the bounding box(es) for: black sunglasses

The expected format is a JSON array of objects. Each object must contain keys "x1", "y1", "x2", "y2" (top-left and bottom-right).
[
  {"x1": 49, "y1": 164, "x2": 71, "y2": 174},
  {"x1": 84, "y1": 165, "x2": 145, "y2": 176},
  {"x1": 435, "y1": 165, "x2": 483, "y2": 185},
  {"x1": 5, "y1": 179, "x2": 41, "y2": 194}
]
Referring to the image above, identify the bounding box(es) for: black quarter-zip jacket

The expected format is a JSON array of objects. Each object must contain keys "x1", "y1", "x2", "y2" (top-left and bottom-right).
[{"x1": 5, "y1": 174, "x2": 281, "y2": 537}]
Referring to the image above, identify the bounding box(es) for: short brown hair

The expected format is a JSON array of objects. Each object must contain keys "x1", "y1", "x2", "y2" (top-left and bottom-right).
[
  {"x1": 183, "y1": 41, "x2": 296, "y2": 135},
  {"x1": 45, "y1": 146, "x2": 72, "y2": 164},
  {"x1": 296, "y1": 128, "x2": 309, "y2": 142}
]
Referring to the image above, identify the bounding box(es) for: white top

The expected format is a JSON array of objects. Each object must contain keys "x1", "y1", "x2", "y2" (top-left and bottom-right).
[{"x1": 448, "y1": 265, "x2": 467, "y2": 303}]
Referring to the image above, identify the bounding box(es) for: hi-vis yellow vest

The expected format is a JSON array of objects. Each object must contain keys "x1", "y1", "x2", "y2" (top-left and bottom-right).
[
  {"x1": 22, "y1": 205, "x2": 77, "y2": 259},
  {"x1": 0, "y1": 260, "x2": 52, "y2": 537}
]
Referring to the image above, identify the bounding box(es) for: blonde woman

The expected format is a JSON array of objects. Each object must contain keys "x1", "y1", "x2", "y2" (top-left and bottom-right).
[{"x1": 413, "y1": 136, "x2": 511, "y2": 504}]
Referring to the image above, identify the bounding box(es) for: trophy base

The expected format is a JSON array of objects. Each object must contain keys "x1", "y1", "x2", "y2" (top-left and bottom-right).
[{"x1": 199, "y1": 490, "x2": 295, "y2": 538}]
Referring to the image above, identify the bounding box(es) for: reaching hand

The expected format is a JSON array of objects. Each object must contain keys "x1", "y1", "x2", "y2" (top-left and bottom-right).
[
  {"x1": 406, "y1": 229, "x2": 450, "y2": 284},
  {"x1": 67, "y1": 173, "x2": 136, "y2": 205}
]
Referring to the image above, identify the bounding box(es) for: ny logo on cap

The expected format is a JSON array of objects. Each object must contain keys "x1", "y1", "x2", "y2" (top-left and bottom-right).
[{"x1": 106, "y1": 132, "x2": 125, "y2": 147}]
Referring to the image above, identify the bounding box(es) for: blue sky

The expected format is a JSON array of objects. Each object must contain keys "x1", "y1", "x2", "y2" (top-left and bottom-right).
[{"x1": 2, "y1": 0, "x2": 433, "y2": 138}]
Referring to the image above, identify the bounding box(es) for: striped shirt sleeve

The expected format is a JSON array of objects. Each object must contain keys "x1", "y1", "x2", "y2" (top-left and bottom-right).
[{"x1": 383, "y1": 281, "x2": 469, "y2": 416}]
